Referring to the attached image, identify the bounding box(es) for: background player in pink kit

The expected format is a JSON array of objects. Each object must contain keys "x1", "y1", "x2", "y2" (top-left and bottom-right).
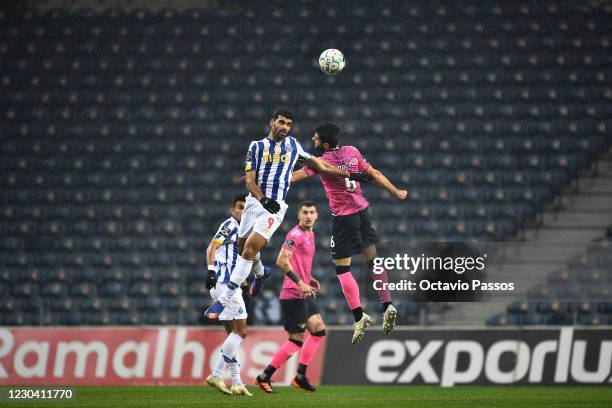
[
  {"x1": 292, "y1": 123, "x2": 408, "y2": 344},
  {"x1": 254, "y1": 201, "x2": 326, "y2": 393}
]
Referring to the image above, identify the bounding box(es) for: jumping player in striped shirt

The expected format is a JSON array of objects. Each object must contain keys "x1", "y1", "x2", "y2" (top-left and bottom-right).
[
  {"x1": 205, "y1": 109, "x2": 369, "y2": 329},
  {"x1": 292, "y1": 123, "x2": 408, "y2": 344}
]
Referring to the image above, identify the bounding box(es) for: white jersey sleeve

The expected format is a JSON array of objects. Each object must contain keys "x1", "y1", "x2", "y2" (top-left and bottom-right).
[
  {"x1": 212, "y1": 219, "x2": 233, "y2": 244},
  {"x1": 245, "y1": 141, "x2": 259, "y2": 172},
  {"x1": 295, "y1": 139, "x2": 313, "y2": 160}
]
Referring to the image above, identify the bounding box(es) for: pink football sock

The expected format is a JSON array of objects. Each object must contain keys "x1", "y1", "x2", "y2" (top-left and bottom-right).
[
  {"x1": 373, "y1": 267, "x2": 392, "y2": 304},
  {"x1": 337, "y1": 272, "x2": 362, "y2": 310},
  {"x1": 298, "y1": 333, "x2": 325, "y2": 366},
  {"x1": 269, "y1": 340, "x2": 301, "y2": 369}
]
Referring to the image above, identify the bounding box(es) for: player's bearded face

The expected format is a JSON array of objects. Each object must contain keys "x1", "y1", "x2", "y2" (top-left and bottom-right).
[{"x1": 270, "y1": 116, "x2": 292, "y2": 139}]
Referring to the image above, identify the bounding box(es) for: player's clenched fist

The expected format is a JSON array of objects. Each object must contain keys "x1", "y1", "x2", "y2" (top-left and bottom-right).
[
  {"x1": 395, "y1": 189, "x2": 408, "y2": 200},
  {"x1": 260, "y1": 197, "x2": 281, "y2": 214},
  {"x1": 205, "y1": 265, "x2": 217, "y2": 290}
]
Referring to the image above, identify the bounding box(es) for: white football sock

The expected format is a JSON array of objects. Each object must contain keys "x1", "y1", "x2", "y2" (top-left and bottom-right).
[
  {"x1": 222, "y1": 332, "x2": 243, "y2": 361},
  {"x1": 212, "y1": 350, "x2": 227, "y2": 380},
  {"x1": 229, "y1": 354, "x2": 243, "y2": 385},
  {"x1": 216, "y1": 256, "x2": 254, "y2": 302},
  {"x1": 213, "y1": 332, "x2": 243, "y2": 379},
  {"x1": 252, "y1": 252, "x2": 265, "y2": 278},
  {"x1": 229, "y1": 256, "x2": 253, "y2": 287}
]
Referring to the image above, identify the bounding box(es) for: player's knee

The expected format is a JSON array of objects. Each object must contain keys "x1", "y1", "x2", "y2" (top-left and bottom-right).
[
  {"x1": 234, "y1": 328, "x2": 248, "y2": 339},
  {"x1": 241, "y1": 247, "x2": 254, "y2": 259},
  {"x1": 310, "y1": 323, "x2": 326, "y2": 335},
  {"x1": 363, "y1": 244, "x2": 377, "y2": 261},
  {"x1": 333, "y1": 258, "x2": 351, "y2": 267},
  {"x1": 242, "y1": 245, "x2": 259, "y2": 261}
]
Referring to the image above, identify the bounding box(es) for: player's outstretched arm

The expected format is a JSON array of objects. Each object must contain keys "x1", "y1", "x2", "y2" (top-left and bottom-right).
[
  {"x1": 304, "y1": 156, "x2": 349, "y2": 179},
  {"x1": 290, "y1": 169, "x2": 309, "y2": 184},
  {"x1": 366, "y1": 165, "x2": 408, "y2": 200},
  {"x1": 276, "y1": 248, "x2": 315, "y2": 297}
]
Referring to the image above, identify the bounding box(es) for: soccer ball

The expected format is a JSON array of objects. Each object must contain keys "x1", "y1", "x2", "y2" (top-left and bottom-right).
[{"x1": 319, "y1": 49, "x2": 345, "y2": 75}]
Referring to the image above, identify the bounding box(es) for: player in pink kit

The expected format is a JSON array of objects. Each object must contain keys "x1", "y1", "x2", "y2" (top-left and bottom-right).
[
  {"x1": 292, "y1": 123, "x2": 408, "y2": 344},
  {"x1": 254, "y1": 201, "x2": 325, "y2": 393}
]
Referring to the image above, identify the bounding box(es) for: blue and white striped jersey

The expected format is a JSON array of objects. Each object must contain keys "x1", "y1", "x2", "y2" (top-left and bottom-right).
[
  {"x1": 245, "y1": 136, "x2": 312, "y2": 202},
  {"x1": 211, "y1": 216, "x2": 240, "y2": 283}
]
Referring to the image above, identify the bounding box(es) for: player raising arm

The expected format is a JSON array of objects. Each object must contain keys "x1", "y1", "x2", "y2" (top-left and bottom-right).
[
  {"x1": 291, "y1": 123, "x2": 407, "y2": 343},
  {"x1": 205, "y1": 108, "x2": 369, "y2": 319}
]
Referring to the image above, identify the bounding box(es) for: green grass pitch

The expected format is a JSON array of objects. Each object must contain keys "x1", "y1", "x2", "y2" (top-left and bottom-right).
[{"x1": 2, "y1": 386, "x2": 610, "y2": 408}]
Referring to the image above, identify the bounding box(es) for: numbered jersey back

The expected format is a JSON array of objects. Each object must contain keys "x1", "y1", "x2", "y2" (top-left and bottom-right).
[{"x1": 302, "y1": 145, "x2": 371, "y2": 216}]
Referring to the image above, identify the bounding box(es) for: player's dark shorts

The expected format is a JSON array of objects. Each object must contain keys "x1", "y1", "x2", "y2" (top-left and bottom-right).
[
  {"x1": 280, "y1": 299, "x2": 319, "y2": 333},
  {"x1": 330, "y1": 207, "x2": 380, "y2": 259}
]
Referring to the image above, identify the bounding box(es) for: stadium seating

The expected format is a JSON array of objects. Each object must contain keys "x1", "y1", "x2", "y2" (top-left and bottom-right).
[
  {"x1": 1, "y1": 1, "x2": 611, "y2": 325},
  {"x1": 487, "y1": 228, "x2": 612, "y2": 326}
]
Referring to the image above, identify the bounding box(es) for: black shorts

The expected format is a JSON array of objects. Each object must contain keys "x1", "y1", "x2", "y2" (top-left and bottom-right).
[
  {"x1": 280, "y1": 299, "x2": 319, "y2": 333},
  {"x1": 330, "y1": 207, "x2": 379, "y2": 259}
]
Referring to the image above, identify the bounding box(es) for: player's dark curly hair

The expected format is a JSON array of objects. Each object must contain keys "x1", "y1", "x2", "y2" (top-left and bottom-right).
[
  {"x1": 272, "y1": 107, "x2": 294, "y2": 120},
  {"x1": 297, "y1": 200, "x2": 316, "y2": 212},
  {"x1": 232, "y1": 193, "x2": 248, "y2": 207},
  {"x1": 315, "y1": 122, "x2": 340, "y2": 148}
]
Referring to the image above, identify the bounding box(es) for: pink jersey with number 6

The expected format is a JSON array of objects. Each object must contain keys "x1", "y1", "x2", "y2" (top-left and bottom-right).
[{"x1": 302, "y1": 145, "x2": 370, "y2": 216}]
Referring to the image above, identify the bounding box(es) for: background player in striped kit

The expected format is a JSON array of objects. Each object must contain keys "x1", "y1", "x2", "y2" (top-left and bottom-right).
[
  {"x1": 292, "y1": 123, "x2": 408, "y2": 344},
  {"x1": 254, "y1": 201, "x2": 325, "y2": 393},
  {"x1": 204, "y1": 193, "x2": 256, "y2": 396},
  {"x1": 205, "y1": 108, "x2": 370, "y2": 319}
]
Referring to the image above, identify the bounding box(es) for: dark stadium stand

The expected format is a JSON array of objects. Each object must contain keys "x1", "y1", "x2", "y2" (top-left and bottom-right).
[
  {"x1": 1, "y1": 1, "x2": 611, "y2": 325},
  {"x1": 487, "y1": 225, "x2": 612, "y2": 326}
]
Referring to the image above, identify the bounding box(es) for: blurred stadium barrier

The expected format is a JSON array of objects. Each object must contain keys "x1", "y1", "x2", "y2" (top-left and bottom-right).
[
  {"x1": 0, "y1": 327, "x2": 324, "y2": 386},
  {"x1": 2, "y1": 326, "x2": 609, "y2": 386}
]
